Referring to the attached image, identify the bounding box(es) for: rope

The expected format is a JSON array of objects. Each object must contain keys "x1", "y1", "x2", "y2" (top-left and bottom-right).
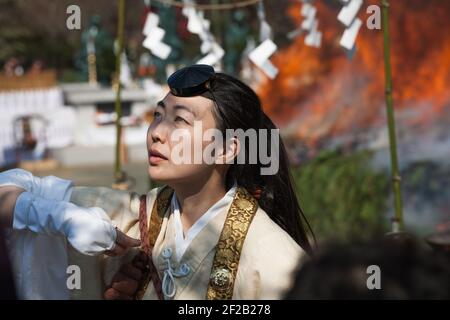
[{"x1": 153, "y1": 0, "x2": 262, "y2": 10}]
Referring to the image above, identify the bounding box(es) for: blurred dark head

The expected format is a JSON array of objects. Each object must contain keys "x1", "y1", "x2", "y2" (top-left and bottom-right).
[{"x1": 285, "y1": 237, "x2": 450, "y2": 299}]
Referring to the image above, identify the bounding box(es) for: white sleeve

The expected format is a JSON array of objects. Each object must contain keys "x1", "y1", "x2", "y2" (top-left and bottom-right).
[
  {"x1": 0, "y1": 168, "x2": 74, "y2": 201},
  {"x1": 13, "y1": 191, "x2": 116, "y2": 255},
  {"x1": 39, "y1": 175, "x2": 74, "y2": 201}
]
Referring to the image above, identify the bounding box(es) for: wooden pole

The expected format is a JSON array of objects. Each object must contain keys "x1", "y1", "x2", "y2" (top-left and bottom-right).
[{"x1": 114, "y1": 0, "x2": 125, "y2": 183}]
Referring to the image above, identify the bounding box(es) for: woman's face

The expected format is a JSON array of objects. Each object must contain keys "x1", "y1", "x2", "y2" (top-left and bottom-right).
[{"x1": 147, "y1": 93, "x2": 222, "y2": 185}]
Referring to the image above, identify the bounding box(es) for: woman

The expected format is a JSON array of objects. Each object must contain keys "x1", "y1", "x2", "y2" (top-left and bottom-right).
[{"x1": 0, "y1": 65, "x2": 314, "y2": 300}]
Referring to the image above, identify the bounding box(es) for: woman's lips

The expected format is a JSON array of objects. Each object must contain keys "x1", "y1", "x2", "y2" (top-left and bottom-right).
[{"x1": 148, "y1": 149, "x2": 168, "y2": 165}]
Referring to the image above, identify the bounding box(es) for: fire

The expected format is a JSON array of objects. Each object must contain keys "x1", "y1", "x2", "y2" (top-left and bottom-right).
[{"x1": 257, "y1": 0, "x2": 450, "y2": 146}]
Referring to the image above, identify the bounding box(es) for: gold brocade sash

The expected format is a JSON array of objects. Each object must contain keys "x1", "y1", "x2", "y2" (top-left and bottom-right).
[
  {"x1": 206, "y1": 186, "x2": 258, "y2": 299},
  {"x1": 136, "y1": 185, "x2": 258, "y2": 300}
]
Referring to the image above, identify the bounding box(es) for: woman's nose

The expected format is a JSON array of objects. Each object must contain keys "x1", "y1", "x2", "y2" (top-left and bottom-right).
[{"x1": 148, "y1": 122, "x2": 167, "y2": 144}]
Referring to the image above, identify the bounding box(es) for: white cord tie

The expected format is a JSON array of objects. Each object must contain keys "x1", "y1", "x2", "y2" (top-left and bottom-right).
[{"x1": 161, "y1": 248, "x2": 190, "y2": 299}]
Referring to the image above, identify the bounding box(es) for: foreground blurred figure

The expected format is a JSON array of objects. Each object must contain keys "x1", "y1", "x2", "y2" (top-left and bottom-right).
[{"x1": 285, "y1": 237, "x2": 450, "y2": 299}]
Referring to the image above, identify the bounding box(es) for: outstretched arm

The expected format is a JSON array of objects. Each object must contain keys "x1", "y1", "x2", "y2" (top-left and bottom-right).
[
  {"x1": 0, "y1": 185, "x2": 140, "y2": 256},
  {"x1": 0, "y1": 168, "x2": 74, "y2": 202}
]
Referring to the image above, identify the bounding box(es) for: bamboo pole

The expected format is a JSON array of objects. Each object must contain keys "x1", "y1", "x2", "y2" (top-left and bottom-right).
[
  {"x1": 114, "y1": 0, "x2": 125, "y2": 183},
  {"x1": 381, "y1": 0, "x2": 404, "y2": 232}
]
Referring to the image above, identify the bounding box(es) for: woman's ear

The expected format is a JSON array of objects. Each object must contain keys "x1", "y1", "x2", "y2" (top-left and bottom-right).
[{"x1": 216, "y1": 137, "x2": 240, "y2": 165}]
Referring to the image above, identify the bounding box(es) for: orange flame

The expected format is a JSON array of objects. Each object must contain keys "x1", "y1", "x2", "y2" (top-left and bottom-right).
[{"x1": 257, "y1": 0, "x2": 450, "y2": 146}]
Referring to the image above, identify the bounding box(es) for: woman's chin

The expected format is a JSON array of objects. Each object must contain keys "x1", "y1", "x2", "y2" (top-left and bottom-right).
[{"x1": 148, "y1": 166, "x2": 171, "y2": 183}]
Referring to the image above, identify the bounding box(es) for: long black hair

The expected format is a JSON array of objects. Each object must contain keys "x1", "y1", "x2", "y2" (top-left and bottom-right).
[{"x1": 202, "y1": 73, "x2": 315, "y2": 256}]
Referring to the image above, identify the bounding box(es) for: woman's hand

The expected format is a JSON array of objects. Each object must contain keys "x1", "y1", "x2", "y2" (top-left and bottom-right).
[{"x1": 105, "y1": 229, "x2": 141, "y2": 257}]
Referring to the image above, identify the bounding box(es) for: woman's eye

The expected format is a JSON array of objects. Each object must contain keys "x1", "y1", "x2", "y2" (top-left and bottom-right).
[
  {"x1": 175, "y1": 116, "x2": 188, "y2": 124},
  {"x1": 153, "y1": 111, "x2": 162, "y2": 119}
]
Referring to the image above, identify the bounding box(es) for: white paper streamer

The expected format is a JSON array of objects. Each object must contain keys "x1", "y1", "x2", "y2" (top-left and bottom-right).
[
  {"x1": 305, "y1": 20, "x2": 322, "y2": 48},
  {"x1": 142, "y1": 12, "x2": 172, "y2": 60},
  {"x1": 258, "y1": 1, "x2": 272, "y2": 41},
  {"x1": 338, "y1": 0, "x2": 363, "y2": 27},
  {"x1": 182, "y1": 0, "x2": 224, "y2": 67},
  {"x1": 197, "y1": 43, "x2": 224, "y2": 66},
  {"x1": 340, "y1": 17, "x2": 362, "y2": 50},
  {"x1": 142, "y1": 12, "x2": 159, "y2": 36},
  {"x1": 298, "y1": 1, "x2": 322, "y2": 48},
  {"x1": 301, "y1": 5, "x2": 317, "y2": 31},
  {"x1": 249, "y1": 39, "x2": 278, "y2": 79}
]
